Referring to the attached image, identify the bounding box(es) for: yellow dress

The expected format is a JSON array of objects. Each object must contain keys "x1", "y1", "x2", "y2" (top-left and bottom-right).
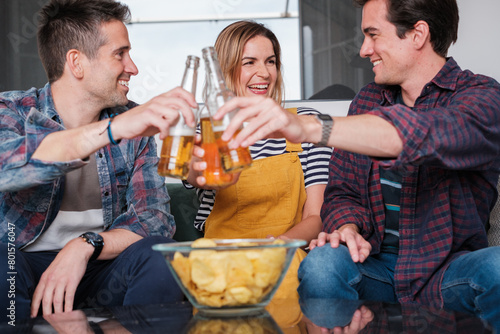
[{"x1": 204, "y1": 109, "x2": 307, "y2": 331}]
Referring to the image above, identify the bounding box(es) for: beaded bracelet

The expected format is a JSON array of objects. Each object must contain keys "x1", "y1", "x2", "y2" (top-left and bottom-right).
[{"x1": 106, "y1": 113, "x2": 121, "y2": 145}]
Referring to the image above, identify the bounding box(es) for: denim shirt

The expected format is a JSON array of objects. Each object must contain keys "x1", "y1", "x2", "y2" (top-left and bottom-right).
[{"x1": 0, "y1": 83, "x2": 175, "y2": 248}]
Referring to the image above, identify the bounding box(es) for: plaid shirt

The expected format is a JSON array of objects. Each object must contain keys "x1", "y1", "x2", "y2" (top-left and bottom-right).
[
  {"x1": 321, "y1": 58, "x2": 500, "y2": 307},
  {"x1": 0, "y1": 83, "x2": 175, "y2": 248}
]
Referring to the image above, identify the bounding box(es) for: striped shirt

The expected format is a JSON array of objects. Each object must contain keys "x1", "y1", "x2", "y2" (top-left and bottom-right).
[
  {"x1": 379, "y1": 167, "x2": 402, "y2": 254},
  {"x1": 190, "y1": 106, "x2": 333, "y2": 231}
]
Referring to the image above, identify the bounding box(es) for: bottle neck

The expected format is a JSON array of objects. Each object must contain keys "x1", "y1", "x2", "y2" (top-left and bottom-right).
[
  {"x1": 181, "y1": 59, "x2": 199, "y2": 95},
  {"x1": 202, "y1": 47, "x2": 235, "y2": 117},
  {"x1": 205, "y1": 60, "x2": 227, "y2": 94}
]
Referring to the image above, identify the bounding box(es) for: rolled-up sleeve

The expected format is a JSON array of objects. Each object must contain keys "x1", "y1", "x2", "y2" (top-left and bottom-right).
[
  {"x1": 370, "y1": 77, "x2": 500, "y2": 172},
  {"x1": 0, "y1": 105, "x2": 87, "y2": 192}
]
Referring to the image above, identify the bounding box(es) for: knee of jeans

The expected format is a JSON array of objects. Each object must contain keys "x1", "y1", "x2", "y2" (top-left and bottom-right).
[
  {"x1": 482, "y1": 252, "x2": 500, "y2": 287},
  {"x1": 141, "y1": 235, "x2": 173, "y2": 247},
  {"x1": 299, "y1": 245, "x2": 352, "y2": 277},
  {"x1": 128, "y1": 236, "x2": 172, "y2": 260}
]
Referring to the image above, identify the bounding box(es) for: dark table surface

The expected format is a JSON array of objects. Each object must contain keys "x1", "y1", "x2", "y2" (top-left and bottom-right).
[{"x1": 1, "y1": 297, "x2": 494, "y2": 333}]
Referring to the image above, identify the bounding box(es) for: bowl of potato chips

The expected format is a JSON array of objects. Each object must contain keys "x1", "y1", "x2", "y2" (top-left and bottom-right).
[{"x1": 153, "y1": 238, "x2": 306, "y2": 316}]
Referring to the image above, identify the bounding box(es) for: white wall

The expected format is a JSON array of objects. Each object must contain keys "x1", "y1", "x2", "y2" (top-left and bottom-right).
[
  {"x1": 284, "y1": 100, "x2": 350, "y2": 117},
  {"x1": 449, "y1": 0, "x2": 500, "y2": 82}
]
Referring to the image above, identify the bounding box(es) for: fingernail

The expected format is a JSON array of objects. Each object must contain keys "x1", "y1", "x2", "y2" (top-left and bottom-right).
[{"x1": 228, "y1": 140, "x2": 237, "y2": 149}]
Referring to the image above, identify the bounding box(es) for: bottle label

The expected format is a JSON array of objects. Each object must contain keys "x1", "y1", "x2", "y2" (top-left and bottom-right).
[
  {"x1": 169, "y1": 127, "x2": 196, "y2": 136},
  {"x1": 168, "y1": 110, "x2": 196, "y2": 136}
]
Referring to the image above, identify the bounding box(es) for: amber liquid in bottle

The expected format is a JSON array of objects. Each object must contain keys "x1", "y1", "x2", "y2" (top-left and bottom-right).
[
  {"x1": 212, "y1": 124, "x2": 252, "y2": 173},
  {"x1": 158, "y1": 55, "x2": 199, "y2": 179},
  {"x1": 200, "y1": 116, "x2": 235, "y2": 186},
  {"x1": 157, "y1": 132, "x2": 195, "y2": 180}
]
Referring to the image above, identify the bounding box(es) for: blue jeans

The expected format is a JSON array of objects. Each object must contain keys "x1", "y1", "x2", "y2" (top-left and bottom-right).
[
  {"x1": 0, "y1": 236, "x2": 183, "y2": 322},
  {"x1": 441, "y1": 246, "x2": 500, "y2": 330},
  {"x1": 298, "y1": 245, "x2": 500, "y2": 330}
]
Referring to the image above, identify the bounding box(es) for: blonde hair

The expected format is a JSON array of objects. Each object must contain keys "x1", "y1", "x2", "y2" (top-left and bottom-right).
[{"x1": 214, "y1": 20, "x2": 284, "y2": 105}]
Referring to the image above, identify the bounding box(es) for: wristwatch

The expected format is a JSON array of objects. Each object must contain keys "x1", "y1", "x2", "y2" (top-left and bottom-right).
[
  {"x1": 315, "y1": 114, "x2": 334, "y2": 146},
  {"x1": 79, "y1": 232, "x2": 104, "y2": 261}
]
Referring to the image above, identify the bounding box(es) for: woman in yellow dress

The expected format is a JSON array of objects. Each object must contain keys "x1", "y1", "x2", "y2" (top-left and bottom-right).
[{"x1": 186, "y1": 20, "x2": 332, "y2": 328}]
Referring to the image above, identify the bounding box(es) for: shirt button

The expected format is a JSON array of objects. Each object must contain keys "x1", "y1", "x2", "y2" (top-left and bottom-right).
[
  {"x1": 104, "y1": 191, "x2": 109, "y2": 196},
  {"x1": 98, "y1": 153, "x2": 103, "y2": 158}
]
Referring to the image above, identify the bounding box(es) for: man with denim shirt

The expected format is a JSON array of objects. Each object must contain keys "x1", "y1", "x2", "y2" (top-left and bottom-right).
[{"x1": 0, "y1": 0, "x2": 197, "y2": 319}]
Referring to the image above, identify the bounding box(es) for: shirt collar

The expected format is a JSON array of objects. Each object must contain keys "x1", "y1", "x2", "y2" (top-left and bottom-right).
[
  {"x1": 430, "y1": 57, "x2": 461, "y2": 91},
  {"x1": 380, "y1": 57, "x2": 461, "y2": 105},
  {"x1": 37, "y1": 83, "x2": 61, "y2": 123}
]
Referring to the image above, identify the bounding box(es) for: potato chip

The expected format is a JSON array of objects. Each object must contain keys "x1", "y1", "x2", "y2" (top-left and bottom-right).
[
  {"x1": 199, "y1": 258, "x2": 228, "y2": 293},
  {"x1": 253, "y1": 246, "x2": 286, "y2": 287},
  {"x1": 226, "y1": 252, "x2": 254, "y2": 288},
  {"x1": 227, "y1": 286, "x2": 252, "y2": 304},
  {"x1": 191, "y1": 258, "x2": 216, "y2": 286},
  {"x1": 192, "y1": 238, "x2": 217, "y2": 248},
  {"x1": 171, "y1": 252, "x2": 191, "y2": 287}
]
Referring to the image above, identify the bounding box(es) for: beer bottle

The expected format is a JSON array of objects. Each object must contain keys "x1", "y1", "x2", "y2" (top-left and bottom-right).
[
  {"x1": 199, "y1": 106, "x2": 235, "y2": 187},
  {"x1": 158, "y1": 55, "x2": 200, "y2": 179},
  {"x1": 201, "y1": 46, "x2": 252, "y2": 173}
]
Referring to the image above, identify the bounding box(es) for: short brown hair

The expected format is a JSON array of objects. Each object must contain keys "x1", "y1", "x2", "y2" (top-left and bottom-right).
[
  {"x1": 353, "y1": 0, "x2": 458, "y2": 57},
  {"x1": 214, "y1": 20, "x2": 284, "y2": 105},
  {"x1": 37, "y1": 0, "x2": 131, "y2": 83}
]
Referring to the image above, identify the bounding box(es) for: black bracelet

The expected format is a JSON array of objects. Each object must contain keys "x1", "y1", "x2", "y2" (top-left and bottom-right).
[
  {"x1": 107, "y1": 113, "x2": 121, "y2": 145},
  {"x1": 89, "y1": 321, "x2": 104, "y2": 334}
]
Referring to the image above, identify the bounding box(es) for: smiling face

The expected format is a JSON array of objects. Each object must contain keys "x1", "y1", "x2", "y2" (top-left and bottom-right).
[
  {"x1": 82, "y1": 20, "x2": 138, "y2": 108},
  {"x1": 359, "y1": 0, "x2": 415, "y2": 87},
  {"x1": 236, "y1": 35, "x2": 278, "y2": 98}
]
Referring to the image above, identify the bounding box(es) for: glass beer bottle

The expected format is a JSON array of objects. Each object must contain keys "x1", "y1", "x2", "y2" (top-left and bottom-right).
[
  {"x1": 201, "y1": 46, "x2": 252, "y2": 173},
  {"x1": 199, "y1": 106, "x2": 235, "y2": 187},
  {"x1": 157, "y1": 55, "x2": 200, "y2": 179}
]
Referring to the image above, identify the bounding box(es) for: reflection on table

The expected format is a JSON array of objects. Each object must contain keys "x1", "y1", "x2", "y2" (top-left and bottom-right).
[
  {"x1": 300, "y1": 298, "x2": 495, "y2": 334},
  {"x1": 1, "y1": 297, "x2": 493, "y2": 333}
]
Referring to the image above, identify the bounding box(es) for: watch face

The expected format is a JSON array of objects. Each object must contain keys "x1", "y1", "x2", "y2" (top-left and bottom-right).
[
  {"x1": 82, "y1": 232, "x2": 103, "y2": 246},
  {"x1": 317, "y1": 114, "x2": 332, "y2": 121}
]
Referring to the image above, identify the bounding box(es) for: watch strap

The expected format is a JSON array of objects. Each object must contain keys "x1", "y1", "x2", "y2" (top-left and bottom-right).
[
  {"x1": 89, "y1": 321, "x2": 104, "y2": 334},
  {"x1": 316, "y1": 114, "x2": 333, "y2": 146}
]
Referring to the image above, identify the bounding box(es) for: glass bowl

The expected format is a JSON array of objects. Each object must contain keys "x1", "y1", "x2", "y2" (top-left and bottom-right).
[{"x1": 153, "y1": 238, "x2": 306, "y2": 316}]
